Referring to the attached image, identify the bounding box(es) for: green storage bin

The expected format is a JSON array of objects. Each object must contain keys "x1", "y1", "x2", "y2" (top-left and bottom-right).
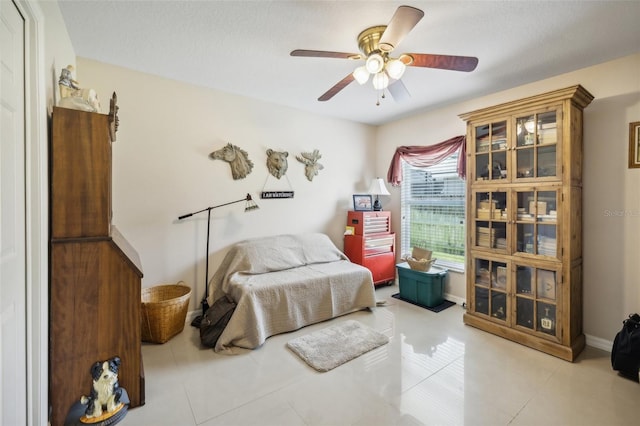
[{"x1": 397, "y1": 262, "x2": 448, "y2": 307}]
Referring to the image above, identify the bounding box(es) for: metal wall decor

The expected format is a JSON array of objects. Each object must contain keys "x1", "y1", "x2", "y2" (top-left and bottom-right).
[
  {"x1": 262, "y1": 149, "x2": 294, "y2": 199},
  {"x1": 266, "y1": 149, "x2": 289, "y2": 179},
  {"x1": 296, "y1": 149, "x2": 324, "y2": 181},
  {"x1": 209, "y1": 143, "x2": 254, "y2": 180}
]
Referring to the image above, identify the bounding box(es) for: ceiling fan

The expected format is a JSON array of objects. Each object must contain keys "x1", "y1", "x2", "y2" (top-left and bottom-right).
[{"x1": 290, "y1": 5, "x2": 478, "y2": 104}]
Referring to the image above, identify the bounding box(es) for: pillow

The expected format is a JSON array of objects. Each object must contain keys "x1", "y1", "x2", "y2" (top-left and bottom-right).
[{"x1": 232, "y1": 233, "x2": 345, "y2": 274}]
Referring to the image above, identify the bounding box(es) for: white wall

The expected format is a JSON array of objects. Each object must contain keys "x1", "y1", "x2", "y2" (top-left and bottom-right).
[
  {"x1": 77, "y1": 54, "x2": 639, "y2": 343},
  {"x1": 40, "y1": 0, "x2": 76, "y2": 111},
  {"x1": 376, "y1": 53, "x2": 640, "y2": 343},
  {"x1": 76, "y1": 58, "x2": 377, "y2": 312},
  {"x1": 70, "y1": 37, "x2": 637, "y2": 345}
]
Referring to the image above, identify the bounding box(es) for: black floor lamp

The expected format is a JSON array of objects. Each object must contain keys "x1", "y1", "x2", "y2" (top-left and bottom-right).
[{"x1": 178, "y1": 193, "x2": 259, "y2": 327}]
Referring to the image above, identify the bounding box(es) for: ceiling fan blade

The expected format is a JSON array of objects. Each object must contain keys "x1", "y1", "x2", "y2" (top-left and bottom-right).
[
  {"x1": 291, "y1": 49, "x2": 361, "y2": 60},
  {"x1": 318, "y1": 73, "x2": 355, "y2": 102},
  {"x1": 379, "y1": 6, "x2": 425, "y2": 52},
  {"x1": 403, "y1": 53, "x2": 479, "y2": 72},
  {"x1": 388, "y1": 79, "x2": 411, "y2": 103}
]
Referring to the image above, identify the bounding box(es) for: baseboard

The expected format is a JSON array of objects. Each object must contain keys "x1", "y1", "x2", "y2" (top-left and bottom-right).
[
  {"x1": 585, "y1": 334, "x2": 612, "y2": 352},
  {"x1": 443, "y1": 293, "x2": 466, "y2": 307},
  {"x1": 439, "y1": 297, "x2": 612, "y2": 353}
]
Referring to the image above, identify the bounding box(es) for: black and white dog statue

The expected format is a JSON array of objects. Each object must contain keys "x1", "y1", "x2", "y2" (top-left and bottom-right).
[{"x1": 81, "y1": 356, "x2": 123, "y2": 418}]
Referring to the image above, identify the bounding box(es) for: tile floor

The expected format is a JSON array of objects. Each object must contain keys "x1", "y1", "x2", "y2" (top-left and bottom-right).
[{"x1": 122, "y1": 285, "x2": 637, "y2": 426}]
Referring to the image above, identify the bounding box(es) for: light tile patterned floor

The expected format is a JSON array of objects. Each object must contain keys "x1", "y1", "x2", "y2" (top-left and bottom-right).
[{"x1": 121, "y1": 285, "x2": 637, "y2": 426}]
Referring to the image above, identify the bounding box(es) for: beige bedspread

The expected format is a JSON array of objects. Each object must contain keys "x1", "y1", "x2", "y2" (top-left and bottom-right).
[{"x1": 208, "y1": 233, "x2": 376, "y2": 353}]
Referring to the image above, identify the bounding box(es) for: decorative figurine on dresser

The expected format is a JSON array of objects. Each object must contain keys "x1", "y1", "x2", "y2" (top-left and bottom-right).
[
  {"x1": 344, "y1": 210, "x2": 396, "y2": 286},
  {"x1": 57, "y1": 64, "x2": 101, "y2": 113},
  {"x1": 49, "y1": 94, "x2": 145, "y2": 426},
  {"x1": 459, "y1": 85, "x2": 593, "y2": 361}
]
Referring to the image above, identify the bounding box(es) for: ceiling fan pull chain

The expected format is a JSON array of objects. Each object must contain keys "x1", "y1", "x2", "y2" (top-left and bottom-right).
[{"x1": 376, "y1": 88, "x2": 387, "y2": 106}]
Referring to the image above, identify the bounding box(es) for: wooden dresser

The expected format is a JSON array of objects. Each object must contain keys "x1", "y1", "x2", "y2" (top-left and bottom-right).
[{"x1": 49, "y1": 105, "x2": 144, "y2": 425}]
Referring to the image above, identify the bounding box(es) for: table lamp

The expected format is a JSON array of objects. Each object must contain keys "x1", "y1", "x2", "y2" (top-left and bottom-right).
[{"x1": 368, "y1": 177, "x2": 390, "y2": 211}]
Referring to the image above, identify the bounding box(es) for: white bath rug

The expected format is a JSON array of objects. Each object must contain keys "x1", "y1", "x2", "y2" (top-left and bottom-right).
[{"x1": 286, "y1": 320, "x2": 389, "y2": 372}]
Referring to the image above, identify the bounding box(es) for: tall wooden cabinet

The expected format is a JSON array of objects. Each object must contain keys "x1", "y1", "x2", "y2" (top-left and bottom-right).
[
  {"x1": 344, "y1": 211, "x2": 396, "y2": 285},
  {"x1": 49, "y1": 105, "x2": 145, "y2": 425},
  {"x1": 459, "y1": 85, "x2": 593, "y2": 361}
]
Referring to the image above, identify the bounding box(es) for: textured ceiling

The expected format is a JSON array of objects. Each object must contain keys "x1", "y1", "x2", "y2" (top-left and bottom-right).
[{"x1": 58, "y1": 1, "x2": 640, "y2": 125}]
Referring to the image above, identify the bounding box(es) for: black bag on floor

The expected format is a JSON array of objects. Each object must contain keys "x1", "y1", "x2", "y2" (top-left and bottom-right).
[
  {"x1": 611, "y1": 313, "x2": 640, "y2": 382},
  {"x1": 199, "y1": 295, "x2": 236, "y2": 348}
]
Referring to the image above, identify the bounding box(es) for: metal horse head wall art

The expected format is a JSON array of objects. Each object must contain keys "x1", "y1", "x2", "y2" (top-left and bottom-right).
[{"x1": 209, "y1": 143, "x2": 254, "y2": 180}]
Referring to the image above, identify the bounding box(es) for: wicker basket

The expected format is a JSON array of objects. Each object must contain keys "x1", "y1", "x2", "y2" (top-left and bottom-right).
[
  {"x1": 405, "y1": 246, "x2": 435, "y2": 271},
  {"x1": 411, "y1": 247, "x2": 432, "y2": 261},
  {"x1": 141, "y1": 282, "x2": 191, "y2": 344},
  {"x1": 406, "y1": 257, "x2": 436, "y2": 271}
]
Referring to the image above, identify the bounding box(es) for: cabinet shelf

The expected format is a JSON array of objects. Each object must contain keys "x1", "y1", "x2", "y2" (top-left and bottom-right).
[{"x1": 460, "y1": 85, "x2": 593, "y2": 362}]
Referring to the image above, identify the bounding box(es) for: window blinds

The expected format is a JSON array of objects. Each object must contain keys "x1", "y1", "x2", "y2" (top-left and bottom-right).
[{"x1": 400, "y1": 154, "x2": 466, "y2": 269}]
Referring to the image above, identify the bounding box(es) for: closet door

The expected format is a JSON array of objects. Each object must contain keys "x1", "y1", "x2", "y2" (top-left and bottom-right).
[{"x1": 0, "y1": 1, "x2": 27, "y2": 424}]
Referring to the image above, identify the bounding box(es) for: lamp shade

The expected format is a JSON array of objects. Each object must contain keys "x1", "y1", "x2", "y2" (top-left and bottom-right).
[
  {"x1": 372, "y1": 72, "x2": 389, "y2": 90},
  {"x1": 352, "y1": 66, "x2": 370, "y2": 85},
  {"x1": 365, "y1": 53, "x2": 385, "y2": 74},
  {"x1": 367, "y1": 177, "x2": 390, "y2": 196},
  {"x1": 386, "y1": 58, "x2": 406, "y2": 80}
]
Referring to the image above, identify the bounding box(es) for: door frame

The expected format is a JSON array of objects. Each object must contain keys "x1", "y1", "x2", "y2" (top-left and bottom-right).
[{"x1": 14, "y1": 1, "x2": 48, "y2": 424}]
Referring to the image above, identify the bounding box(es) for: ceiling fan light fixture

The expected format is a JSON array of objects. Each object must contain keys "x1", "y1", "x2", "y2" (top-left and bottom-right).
[
  {"x1": 379, "y1": 42, "x2": 394, "y2": 53},
  {"x1": 399, "y1": 54, "x2": 414, "y2": 66},
  {"x1": 353, "y1": 66, "x2": 370, "y2": 85},
  {"x1": 386, "y1": 58, "x2": 406, "y2": 79},
  {"x1": 290, "y1": 6, "x2": 479, "y2": 104},
  {"x1": 365, "y1": 53, "x2": 384, "y2": 74},
  {"x1": 372, "y1": 72, "x2": 389, "y2": 90}
]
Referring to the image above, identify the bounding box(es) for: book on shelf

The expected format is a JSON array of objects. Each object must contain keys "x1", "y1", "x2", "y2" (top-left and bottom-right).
[
  {"x1": 477, "y1": 226, "x2": 496, "y2": 248},
  {"x1": 476, "y1": 138, "x2": 490, "y2": 152},
  {"x1": 537, "y1": 236, "x2": 556, "y2": 256},
  {"x1": 491, "y1": 138, "x2": 507, "y2": 150},
  {"x1": 477, "y1": 209, "x2": 503, "y2": 220}
]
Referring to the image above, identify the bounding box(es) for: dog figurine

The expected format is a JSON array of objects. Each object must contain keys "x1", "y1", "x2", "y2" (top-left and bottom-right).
[{"x1": 80, "y1": 356, "x2": 123, "y2": 418}]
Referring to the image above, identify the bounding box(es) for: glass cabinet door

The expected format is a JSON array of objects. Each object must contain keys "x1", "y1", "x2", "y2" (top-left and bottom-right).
[
  {"x1": 514, "y1": 264, "x2": 560, "y2": 338},
  {"x1": 473, "y1": 190, "x2": 508, "y2": 252},
  {"x1": 474, "y1": 121, "x2": 508, "y2": 182},
  {"x1": 515, "y1": 189, "x2": 559, "y2": 258},
  {"x1": 472, "y1": 256, "x2": 508, "y2": 322},
  {"x1": 515, "y1": 111, "x2": 559, "y2": 180}
]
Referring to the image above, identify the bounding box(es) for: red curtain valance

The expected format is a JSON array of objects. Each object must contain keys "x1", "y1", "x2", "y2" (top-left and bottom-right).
[{"x1": 386, "y1": 135, "x2": 466, "y2": 186}]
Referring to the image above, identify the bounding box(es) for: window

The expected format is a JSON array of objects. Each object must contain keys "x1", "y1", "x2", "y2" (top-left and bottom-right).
[{"x1": 401, "y1": 153, "x2": 466, "y2": 270}]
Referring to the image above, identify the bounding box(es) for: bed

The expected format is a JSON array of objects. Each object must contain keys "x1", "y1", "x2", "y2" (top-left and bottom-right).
[{"x1": 207, "y1": 233, "x2": 377, "y2": 353}]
